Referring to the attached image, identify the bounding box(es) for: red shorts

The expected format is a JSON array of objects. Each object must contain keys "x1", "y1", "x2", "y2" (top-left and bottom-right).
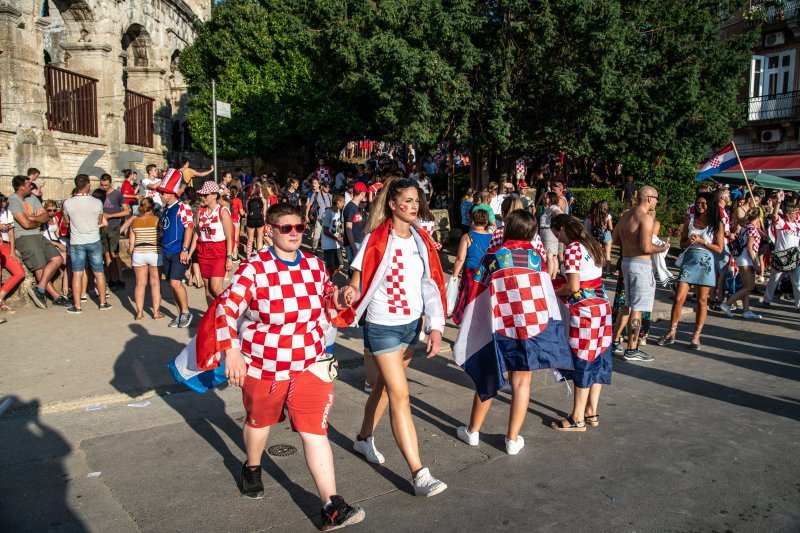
[
  {"x1": 196, "y1": 240, "x2": 226, "y2": 278},
  {"x1": 242, "y1": 370, "x2": 334, "y2": 435}
]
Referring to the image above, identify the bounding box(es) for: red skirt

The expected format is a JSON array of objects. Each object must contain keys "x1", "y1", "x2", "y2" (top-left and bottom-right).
[
  {"x1": 452, "y1": 267, "x2": 478, "y2": 325},
  {"x1": 197, "y1": 240, "x2": 227, "y2": 278}
]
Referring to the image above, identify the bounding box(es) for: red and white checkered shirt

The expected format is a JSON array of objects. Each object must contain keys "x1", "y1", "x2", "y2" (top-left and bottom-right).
[
  {"x1": 563, "y1": 242, "x2": 603, "y2": 280},
  {"x1": 176, "y1": 202, "x2": 194, "y2": 228},
  {"x1": 197, "y1": 205, "x2": 225, "y2": 242},
  {"x1": 214, "y1": 250, "x2": 334, "y2": 381},
  {"x1": 315, "y1": 166, "x2": 333, "y2": 183}
]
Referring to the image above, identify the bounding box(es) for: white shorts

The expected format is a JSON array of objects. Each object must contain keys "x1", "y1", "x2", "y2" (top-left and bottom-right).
[
  {"x1": 735, "y1": 253, "x2": 754, "y2": 268},
  {"x1": 131, "y1": 251, "x2": 162, "y2": 267}
]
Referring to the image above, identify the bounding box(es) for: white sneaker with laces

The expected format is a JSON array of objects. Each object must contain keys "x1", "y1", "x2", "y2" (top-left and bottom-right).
[
  {"x1": 505, "y1": 435, "x2": 524, "y2": 455},
  {"x1": 353, "y1": 436, "x2": 385, "y2": 464},
  {"x1": 413, "y1": 467, "x2": 447, "y2": 497},
  {"x1": 719, "y1": 301, "x2": 734, "y2": 318},
  {"x1": 456, "y1": 425, "x2": 479, "y2": 446},
  {"x1": 742, "y1": 310, "x2": 762, "y2": 320}
]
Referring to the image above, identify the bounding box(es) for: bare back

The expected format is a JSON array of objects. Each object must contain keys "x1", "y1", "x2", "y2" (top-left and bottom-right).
[{"x1": 617, "y1": 206, "x2": 655, "y2": 260}]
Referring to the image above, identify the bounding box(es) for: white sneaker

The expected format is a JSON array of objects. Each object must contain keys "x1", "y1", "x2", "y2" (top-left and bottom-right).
[
  {"x1": 505, "y1": 435, "x2": 524, "y2": 455},
  {"x1": 742, "y1": 311, "x2": 762, "y2": 320},
  {"x1": 719, "y1": 301, "x2": 734, "y2": 318},
  {"x1": 413, "y1": 467, "x2": 447, "y2": 497},
  {"x1": 353, "y1": 436, "x2": 385, "y2": 464},
  {"x1": 456, "y1": 425, "x2": 479, "y2": 446}
]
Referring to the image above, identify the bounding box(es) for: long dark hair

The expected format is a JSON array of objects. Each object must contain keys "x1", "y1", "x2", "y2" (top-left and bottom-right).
[
  {"x1": 551, "y1": 214, "x2": 606, "y2": 267},
  {"x1": 695, "y1": 191, "x2": 721, "y2": 233},
  {"x1": 503, "y1": 209, "x2": 537, "y2": 242}
]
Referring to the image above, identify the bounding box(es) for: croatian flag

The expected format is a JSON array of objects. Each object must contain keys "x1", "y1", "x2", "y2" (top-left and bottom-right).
[
  {"x1": 453, "y1": 241, "x2": 573, "y2": 401},
  {"x1": 696, "y1": 144, "x2": 738, "y2": 180}
]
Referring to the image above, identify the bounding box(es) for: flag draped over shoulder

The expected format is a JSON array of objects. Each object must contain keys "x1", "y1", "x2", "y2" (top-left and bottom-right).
[
  {"x1": 454, "y1": 240, "x2": 573, "y2": 401},
  {"x1": 333, "y1": 218, "x2": 447, "y2": 331},
  {"x1": 696, "y1": 144, "x2": 738, "y2": 180}
]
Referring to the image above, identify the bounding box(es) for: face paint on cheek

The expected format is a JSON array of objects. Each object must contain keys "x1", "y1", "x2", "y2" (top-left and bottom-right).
[{"x1": 399, "y1": 204, "x2": 409, "y2": 212}]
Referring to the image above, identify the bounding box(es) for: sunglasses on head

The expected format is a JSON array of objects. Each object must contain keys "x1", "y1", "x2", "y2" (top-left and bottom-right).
[
  {"x1": 393, "y1": 179, "x2": 415, "y2": 189},
  {"x1": 270, "y1": 223, "x2": 306, "y2": 234}
]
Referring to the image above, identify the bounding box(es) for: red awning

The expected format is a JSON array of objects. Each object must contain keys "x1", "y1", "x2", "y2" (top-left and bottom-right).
[{"x1": 741, "y1": 154, "x2": 800, "y2": 173}]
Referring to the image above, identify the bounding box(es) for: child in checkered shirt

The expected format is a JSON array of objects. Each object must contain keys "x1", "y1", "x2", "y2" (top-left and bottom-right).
[
  {"x1": 219, "y1": 203, "x2": 365, "y2": 530},
  {"x1": 550, "y1": 214, "x2": 612, "y2": 432}
]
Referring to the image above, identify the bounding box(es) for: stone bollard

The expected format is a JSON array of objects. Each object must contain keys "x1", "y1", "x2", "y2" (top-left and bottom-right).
[{"x1": 5, "y1": 252, "x2": 37, "y2": 308}]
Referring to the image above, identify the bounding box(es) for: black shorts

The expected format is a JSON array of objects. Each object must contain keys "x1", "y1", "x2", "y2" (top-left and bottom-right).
[
  {"x1": 323, "y1": 249, "x2": 342, "y2": 271},
  {"x1": 246, "y1": 218, "x2": 265, "y2": 229},
  {"x1": 163, "y1": 252, "x2": 188, "y2": 281}
]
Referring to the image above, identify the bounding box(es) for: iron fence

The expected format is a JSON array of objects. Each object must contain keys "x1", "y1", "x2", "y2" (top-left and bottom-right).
[
  {"x1": 45, "y1": 65, "x2": 98, "y2": 137},
  {"x1": 124, "y1": 90, "x2": 154, "y2": 148},
  {"x1": 747, "y1": 90, "x2": 800, "y2": 121}
]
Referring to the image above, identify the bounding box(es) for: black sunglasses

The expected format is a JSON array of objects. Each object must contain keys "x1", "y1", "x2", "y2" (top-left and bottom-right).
[
  {"x1": 270, "y1": 223, "x2": 306, "y2": 234},
  {"x1": 392, "y1": 179, "x2": 416, "y2": 189}
]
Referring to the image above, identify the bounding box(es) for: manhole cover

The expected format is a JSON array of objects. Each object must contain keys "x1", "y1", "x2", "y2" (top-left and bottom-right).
[{"x1": 268, "y1": 444, "x2": 297, "y2": 457}]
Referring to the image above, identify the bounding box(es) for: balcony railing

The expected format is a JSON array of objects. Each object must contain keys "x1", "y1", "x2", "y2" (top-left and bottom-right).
[
  {"x1": 45, "y1": 65, "x2": 98, "y2": 137},
  {"x1": 124, "y1": 90, "x2": 154, "y2": 147},
  {"x1": 747, "y1": 90, "x2": 800, "y2": 121},
  {"x1": 751, "y1": 1, "x2": 800, "y2": 23}
]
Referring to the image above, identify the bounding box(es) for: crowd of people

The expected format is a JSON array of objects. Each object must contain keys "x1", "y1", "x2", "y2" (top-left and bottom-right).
[{"x1": 1, "y1": 155, "x2": 799, "y2": 530}]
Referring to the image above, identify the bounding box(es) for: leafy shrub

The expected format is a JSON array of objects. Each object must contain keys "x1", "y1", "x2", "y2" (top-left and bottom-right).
[{"x1": 570, "y1": 187, "x2": 623, "y2": 220}]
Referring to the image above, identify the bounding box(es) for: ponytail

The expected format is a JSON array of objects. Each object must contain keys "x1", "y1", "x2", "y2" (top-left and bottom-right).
[{"x1": 551, "y1": 214, "x2": 606, "y2": 267}]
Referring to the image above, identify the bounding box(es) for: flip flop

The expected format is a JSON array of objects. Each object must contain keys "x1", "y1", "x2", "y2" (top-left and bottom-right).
[
  {"x1": 551, "y1": 416, "x2": 586, "y2": 432},
  {"x1": 585, "y1": 415, "x2": 599, "y2": 427},
  {"x1": 152, "y1": 312, "x2": 166, "y2": 320},
  {"x1": 134, "y1": 313, "x2": 144, "y2": 321}
]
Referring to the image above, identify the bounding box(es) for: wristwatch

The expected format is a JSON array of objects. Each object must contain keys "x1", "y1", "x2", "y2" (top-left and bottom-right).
[
  {"x1": 226, "y1": 254, "x2": 233, "y2": 259},
  {"x1": 181, "y1": 247, "x2": 189, "y2": 252}
]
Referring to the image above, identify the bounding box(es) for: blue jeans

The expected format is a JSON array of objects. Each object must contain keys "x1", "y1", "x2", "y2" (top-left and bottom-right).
[
  {"x1": 363, "y1": 319, "x2": 422, "y2": 355},
  {"x1": 70, "y1": 240, "x2": 105, "y2": 272}
]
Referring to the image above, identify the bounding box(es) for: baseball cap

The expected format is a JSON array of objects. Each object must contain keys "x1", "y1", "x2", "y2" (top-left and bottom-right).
[{"x1": 353, "y1": 182, "x2": 368, "y2": 193}]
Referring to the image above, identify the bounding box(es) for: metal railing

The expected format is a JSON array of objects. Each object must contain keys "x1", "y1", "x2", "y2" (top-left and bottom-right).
[
  {"x1": 764, "y1": 1, "x2": 800, "y2": 23},
  {"x1": 45, "y1": 65, "x2": 98, "y2": 137},
  {"x1": 747, "y1": 90, "x2": 800, "y2": 121},
  {"x1": 124, "y1": 90, "x2": 154, "y2": 148}
]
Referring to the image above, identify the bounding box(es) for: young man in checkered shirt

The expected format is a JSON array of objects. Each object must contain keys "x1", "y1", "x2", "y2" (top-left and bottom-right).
[{"x1": 218, "y1": 202, "x2": 365, "y2": 530}]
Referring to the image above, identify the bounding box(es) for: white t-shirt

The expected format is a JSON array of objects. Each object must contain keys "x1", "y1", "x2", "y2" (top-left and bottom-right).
[
  {"x1": 320, "y1": 208, "x2": 342, "y2": 250},
  {"x1": 62, "y1": 194, "x2": 103, "y2": 245},
  {"x1": 0, "y1": 209, "x2": 12, "y2": 243},
  {"x1": 142, "y1": 176, "x2": 162, "y2": 205},
  {"x1": 774, "y1": 216, "x2": 800, "y2": 252},
  {"x1": 353, "y1": 232, "x2": 425, "y2": 326}
]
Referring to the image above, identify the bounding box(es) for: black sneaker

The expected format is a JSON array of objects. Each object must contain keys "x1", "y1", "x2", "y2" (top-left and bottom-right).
[
  {"x1": 28, "y1": 288, "x2": 47, "y2": 309},
  {"x1": 240, "y1": 463, "x2": 264, "y2": 499},
  {"x1": 320, "y1": 495, "x2": 365, "y2": 531},
  {"x1": 52, "y1": 296, "x2": 70, "y2": 307},
  {"x1": 98, "y1": 302, "x2": 113, "y2": 311},
  {"x1": 66, "y1": 305, "x2": 83, "y2": 314},
  {"x1": 623, "y1": 348, "x2": 654, "y2": 362}
]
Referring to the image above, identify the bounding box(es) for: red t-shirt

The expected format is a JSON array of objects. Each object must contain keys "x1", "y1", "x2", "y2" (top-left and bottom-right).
[
  {"x1": 121, "y1": 180, "x2": 137, "y2": 205},
  {"x1": 231, "y1": 197, "x2": 243, "y2": 224}
]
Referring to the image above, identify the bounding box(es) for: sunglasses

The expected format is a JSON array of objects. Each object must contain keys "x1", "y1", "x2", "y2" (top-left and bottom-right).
[
  {"x1": 270, "y1": 223, "x2": 306, "y2": 234},
  {"x1": 393, "y1": 179, "x2": 416, "y2": 189},
  {"x1": 46, "y1": 209, "x2": 58, "y2": 213}
]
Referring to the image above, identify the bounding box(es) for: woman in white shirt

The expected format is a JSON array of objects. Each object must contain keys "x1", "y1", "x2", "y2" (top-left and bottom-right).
[
  {"x1": 0, "y1": 194, "x2": 25, "y2": 314},
  {"x1": 764, "y1": 198, "x2": 800, "y2": 310},
  {"x1": 339, "y1": 177, "x2": 448, "y2": 497}
]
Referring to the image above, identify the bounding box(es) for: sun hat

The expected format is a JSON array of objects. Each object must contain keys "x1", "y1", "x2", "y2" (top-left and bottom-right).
[{"x1": 198, "y1": 181, "x2": 220, "y2": 195}]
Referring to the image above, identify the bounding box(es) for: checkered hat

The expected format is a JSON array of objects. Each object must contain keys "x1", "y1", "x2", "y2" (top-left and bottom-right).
[
  {"x1": 198, "y1": 181, "x2": 220, "y2": 195},
  {"x1": 156, "y1": 168, "x2": 183, "y2": 195}
]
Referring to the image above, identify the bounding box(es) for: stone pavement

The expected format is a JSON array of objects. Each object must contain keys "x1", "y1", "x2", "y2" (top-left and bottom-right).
[{"x1": 1, "y1": 259, "x2": 799, "y2": 531}]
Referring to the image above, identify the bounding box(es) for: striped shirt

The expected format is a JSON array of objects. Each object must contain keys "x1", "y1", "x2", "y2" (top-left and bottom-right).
[{"x1": 131, "y1": 215, "x2": 160, "y2": 254}]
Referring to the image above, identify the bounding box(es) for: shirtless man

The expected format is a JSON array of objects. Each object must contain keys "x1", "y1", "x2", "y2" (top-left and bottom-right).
[{"x1": 611, "y1": 186, "x2": 668, "y2": 362}]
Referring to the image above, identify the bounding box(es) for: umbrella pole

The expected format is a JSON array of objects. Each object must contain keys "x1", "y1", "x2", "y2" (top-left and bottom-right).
[{"x1": 730, "y1": 141, "x2": 755, "y2": 202}]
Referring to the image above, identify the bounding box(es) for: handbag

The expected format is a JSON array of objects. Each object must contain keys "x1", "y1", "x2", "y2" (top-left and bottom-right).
[
  {"x1": 771, "y1": 247, "x2": 800, "y2": 272},
  {"x1": 674, "y1": 249, "x2": 687, "y2": 269},
  {"x1": 307, "y1": 355, "x2": 339, "y2": 382},
  {"x1": 445, "y1": 276, "x2": 460, "y2": 317}
]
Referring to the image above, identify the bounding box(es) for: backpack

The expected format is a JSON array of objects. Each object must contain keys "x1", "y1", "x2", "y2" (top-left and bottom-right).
[
  {"x1": 308, "y1": 193, "x2": 320, "y2": 221},
  {"x1": 590, "y1": 217, "x2": 606, "y2": 242},
  {"x1": 728, "y1": 228, "x2": 745, "y2": 258}
]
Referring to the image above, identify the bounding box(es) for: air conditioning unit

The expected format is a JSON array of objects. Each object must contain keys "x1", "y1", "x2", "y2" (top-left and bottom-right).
[
  {"x1": 761, "y1": 128, "x2": 782, "y2": 143},
  {"x1": 764, "y1": 32, "x2": 785, "y2": 47}
]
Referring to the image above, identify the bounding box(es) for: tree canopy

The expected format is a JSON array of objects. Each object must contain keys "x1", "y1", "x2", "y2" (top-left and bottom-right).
[{"x1": 178, "y1": 0, "x2": 757, "y2": 179}]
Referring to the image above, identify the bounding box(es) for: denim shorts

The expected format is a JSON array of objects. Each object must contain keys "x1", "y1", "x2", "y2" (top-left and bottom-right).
[
  {"x1": 70, "y1": 240, "x2": 105, "y2": 273},
  {"x1": 363, "y1": 319, "x2": 422, "y2": 355}
]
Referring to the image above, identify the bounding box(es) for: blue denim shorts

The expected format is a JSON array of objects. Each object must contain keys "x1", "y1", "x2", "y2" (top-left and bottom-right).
[
  {"x1": 363, "y1": 319, "x2": 422, "y2": 355},
  {"x1": 70, "y1": 240, "x2": 105, "y2": 273}
]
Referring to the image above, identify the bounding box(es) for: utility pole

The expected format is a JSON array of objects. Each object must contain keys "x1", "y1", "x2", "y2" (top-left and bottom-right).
[{"x1": 211, "y1": 78, "x2": 218, "y2": 182}]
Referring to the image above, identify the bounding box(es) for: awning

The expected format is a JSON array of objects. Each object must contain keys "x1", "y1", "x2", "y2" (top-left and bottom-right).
[
  {"x1": 739, "y1": 154, "x2": 800, "y2": 178},
  {"x1": 712, "y1": 171, "x2": 800, "y2": 191}
]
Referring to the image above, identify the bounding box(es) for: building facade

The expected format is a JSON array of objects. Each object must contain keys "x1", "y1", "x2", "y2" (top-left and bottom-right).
[
  {"x1": 0, "y1": 0, "x2": 210, "y2": 199},
  {"x1": 727, "y1": 2, "x2": 800, "y2": 158}
]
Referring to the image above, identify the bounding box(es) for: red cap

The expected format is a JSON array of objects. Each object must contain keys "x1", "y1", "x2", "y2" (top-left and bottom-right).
[{"x1": 353, "y1": 182, "x2": 368, "y2": 193}]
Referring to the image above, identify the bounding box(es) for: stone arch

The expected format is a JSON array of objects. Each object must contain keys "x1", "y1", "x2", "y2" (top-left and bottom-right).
[
  {"x1": 121, "y1": 24, "x2": 152, "y2": 68},
  {"x1": 50, "y1": 0, "x2": 96, "y2": 36}
]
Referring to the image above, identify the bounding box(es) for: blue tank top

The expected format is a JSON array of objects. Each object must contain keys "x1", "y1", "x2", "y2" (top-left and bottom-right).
[
  {"x1": 161, "y1": 201, "x2": 187, "y2": 255},
  {"x1": 465, "y1": 231, "x2": 492, "y2": 268}
]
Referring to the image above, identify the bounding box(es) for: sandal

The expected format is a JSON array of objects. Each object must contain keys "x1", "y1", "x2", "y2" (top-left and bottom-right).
[
  {"x1": 0, "y1": 302, "x2": 16, "y2": 314},
  {"x1": 656, "y1": 333, "x2": 676, "y2": 346},
  {"x1": 134, "y1": 312, "x2": 144, "y2": 321},
  {"x1": 152, "y1": 312, "x2": 166, "y2": 320},
  {"x1": 688, "y1": 336, "x2": 701, "y2": 350},
  {"x1": 585, "y1": 414, "x2": 600, "y2": 427},
  {"x1": 551, "y1": 416, "x2": 586, "y2": 432}
]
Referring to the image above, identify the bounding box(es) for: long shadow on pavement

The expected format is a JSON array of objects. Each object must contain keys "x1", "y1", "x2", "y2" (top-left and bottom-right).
[{"x1": 0, "y1": 397, "x2": 87, "y2": 532}]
